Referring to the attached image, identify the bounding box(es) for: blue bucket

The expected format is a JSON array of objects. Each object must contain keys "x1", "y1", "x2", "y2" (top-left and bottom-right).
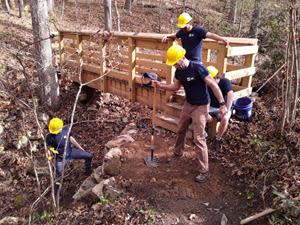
[{"x1": 233, "y1": 97, "x2": 253, "y2": 122}]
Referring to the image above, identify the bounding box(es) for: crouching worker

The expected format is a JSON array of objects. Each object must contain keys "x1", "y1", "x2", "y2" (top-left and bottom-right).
[
  {"x1": 46, "y1": 117, "x2": 93, "y2": 192},
  {"x1": 207, "y1": 66, "x2": 234, "y2": 151}
]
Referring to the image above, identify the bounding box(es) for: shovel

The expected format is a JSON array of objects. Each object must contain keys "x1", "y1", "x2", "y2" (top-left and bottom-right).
[{"x1": 142, "y1": 73, "x2": 160, "y2": 167}]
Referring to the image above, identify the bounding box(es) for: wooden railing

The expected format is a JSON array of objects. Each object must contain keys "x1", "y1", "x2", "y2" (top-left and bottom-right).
[{"x1": 53, "y1": 30, "x2": 258, "y2": 134}]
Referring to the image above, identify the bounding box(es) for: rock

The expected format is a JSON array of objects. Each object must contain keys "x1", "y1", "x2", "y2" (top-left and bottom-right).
[
  {"x1": 189, "y1": 214, "x2": 196, "y2": 220},
  {"x1": 122, "y1": 117, "x2": 129, "y2": 123},
  {"x1": 102, "y1": 93, "x2": 111, "y2": 104},
  {"x1": 14, "y1": 135, "x2": 29, "y2": 150},
  {"x1": 104, "y1": 147, "x2": 122, "y2": 160},
  {"x1": 39, "y1": 113, "x2": 49, "y2": 125},
  {"x1": 103, "y1": 109, "x2": 110, "y2": 115},
  {"x1": 103, "y1": 158, "x2": 121, "y2": 176},
  {"x1": 120, "y1": 123, "x2": 137, "y2": 135},
  {"x1": 103, "y1": 185, "x2": 122, "y2": 201},
  {"x1": 73, "y1": 177, "x2": 98, "y2": 201},
  {"x1": 0, "y1": 216, "x2": 24, "y2": 224},
  {"x1": 92, "y1": 165, "x2": 104, "y2": 183},
  {"x1": 105, "y1": 135, "x2": 134, "y2": 148},
  {"x1": 92, "y1": 177, "x2": 115, "y2": 197}
]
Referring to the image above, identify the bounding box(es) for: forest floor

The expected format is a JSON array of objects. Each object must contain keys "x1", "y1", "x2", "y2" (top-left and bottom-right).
[{"x1": 0, "y1": 1, "x2": 300, "y2": 225}]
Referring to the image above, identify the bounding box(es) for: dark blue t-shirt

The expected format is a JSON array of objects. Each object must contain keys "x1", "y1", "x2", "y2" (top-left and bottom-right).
[
  {"x1": 46, "y1": 126, "x2": 72, "y2": 159},
  {"x1": 176, "y1": 26, "x2": 207, "y2": 62},
  {"x1": 208, "y1": 78, "x2": 233, "y2": 108},
  {"x1": 175, "y1": 61, "x2": 209, "y2": 105}
]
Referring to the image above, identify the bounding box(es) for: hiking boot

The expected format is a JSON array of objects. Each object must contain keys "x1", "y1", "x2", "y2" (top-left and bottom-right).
[
  {"x1": 212, "y1": 137, "x2": 221, "y2": 151},
  {"x1": 166, "y1": 154, "x2": 183, "y2": 163},
  {"x1": 195, "y1": 172, "x2": 210, "y2": 183}
]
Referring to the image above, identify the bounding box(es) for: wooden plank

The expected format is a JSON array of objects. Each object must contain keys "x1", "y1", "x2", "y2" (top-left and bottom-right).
[
  {"x1": 227, "y1": 64, "x2": 243, "y2": 71},
  {"x1": 107, "y1": 69, "x2": 128, "y2": 81},
  {"x1": 216, "y1": 45, "x2": 228, "y2": 75},
  {"x1": 202, "y1": 49, "x2": 211, "y2": 62},
  {"x1": 128, "y1": 37, "x2": 136, "y2": 101},
  {"x1": 203, "y1": 42, "x2": 221, "y2": 50},
  {"x1": 64, "y1": 46, "x2": 77, "y2": 54},
  {"x1": 242, "y1": 54, "x2": 256, "y2": 88},
  {"x1": 136, "y1": 40, "x2": 169, "y2": 50},
  {"x1": 136, "y1": 59, "x2": 168, "y2": 71},
  {"x1": 136, "y1": 52, "x2": 165, "y2": 61},
  {"x1": 135, "y1": 66, "x2": 164, "y2": 77},
  {"x1": 233, "y1": 87, "x2": 252, "y2": 100},
  {"x1": 227, "y1": 45, "x2": 258, "y2": 57},
  {"x1": 224, "y1": 67, "x2": 256, "y2": 80}
]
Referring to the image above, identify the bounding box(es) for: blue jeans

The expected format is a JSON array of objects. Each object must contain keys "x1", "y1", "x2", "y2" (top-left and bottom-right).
[{"x1": 55, "y1": 148, "x2": 93, "y2": 177}]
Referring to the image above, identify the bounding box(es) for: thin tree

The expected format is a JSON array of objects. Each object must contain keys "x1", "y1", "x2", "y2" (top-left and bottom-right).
[
  {"x1": 18, "y1": 0, "x2": 24, "y2": 18},
  {"x1": 228, "y1": 0, "x2": 238, "y2": 23},
  {"x1": 47, "y1": 0, "x2": 54, "y2": 13},
  {"x1": 104, "y1": 0, "x2": 112, "y2": 31},
  {"x1": 29, "y1": 0, "x2": 60, "y2": 108},
  {"x1": 248, "y1": 0, "x2": 261, "y2": 38},
  {"x1": 3, "y1": 0, "x2": 11, "y2": 14}
]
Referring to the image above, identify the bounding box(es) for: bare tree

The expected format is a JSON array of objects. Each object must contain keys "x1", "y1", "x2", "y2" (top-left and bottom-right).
[
  {"x1": 29, "y1": 0, "x2": 60, "y2": 108},
  {"x1": 248, "y1": 0, "x2": 261, "y2": 37},
  {"x1": 3, "y1": 0, "x2": 12, "y2": 14},
  {"x1": 104, "y1": 0, "x2": 112, "y2": 31},
  {"x1": 18, "y1": 0, "x2": 24, "y2": 18},
  {"x1": 228, "y1": 0, "x2": 238, "y2": 23},
  {"x1": 47, "y1": 0, "x2": 54, "y2": 13}
]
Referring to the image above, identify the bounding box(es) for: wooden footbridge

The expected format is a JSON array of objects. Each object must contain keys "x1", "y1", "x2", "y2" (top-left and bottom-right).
[{"x1": 53, "y1": 30, "x2": 258, "y2": 135}]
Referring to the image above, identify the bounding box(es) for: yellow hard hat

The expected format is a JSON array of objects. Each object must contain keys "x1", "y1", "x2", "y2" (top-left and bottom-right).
[
  {"x1": 177, "y1": 13, "x2": 192, "y2": 28},
  {"x1": 48, "y1": 117, "x2": 64, "y2": 134},
  {"x1": 207, "y1": 66, "x2": 219, "y2": 78},
  {"x1": 166, "y1": 44, "x2": 186, "y2": 66}
]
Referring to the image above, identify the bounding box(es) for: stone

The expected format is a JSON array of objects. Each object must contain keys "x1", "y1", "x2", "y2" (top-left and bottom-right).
[
  {"x1": 104, "y1": 147, "x2": 122, "y2": 160},
  {"x1": 120, "y1": 123, "x2": 137, "y2": 135},
  {"x1": 73, "y1": 177, "x2": 97, "y2": 201},
  {"x1": 92, "y1": 177, "x2": 115, "y2": 197},
  {"x1": 0, "y1": 125, "x2": 4, "y2": 135},
  {"x1": 105, "y1": 135, "x2": 134, "y2": 148},
  {"x1": 103, "y1": 185, "x2": 122, "y2": 201},
  {"x1": 92, "y1": 165, "x2": 104, "y2": 183},
  {"x1": 0, "y1": 217, "x2": 24, "y2": 224},
  {"x1": 103, "y1": 158, "x2": 121, "y2": 176},
  {"x1": 39, "y1": 113, "x2": 49, "y2": 125},
  {"x1": 14, "y1": 135, "x2": 29, "y2": 150}
]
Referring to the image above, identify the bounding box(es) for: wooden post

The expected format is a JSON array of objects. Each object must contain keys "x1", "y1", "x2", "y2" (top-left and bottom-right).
[
  {"x1": 165, "y1": 65, "x2": 175, "y2": 101},
  {"x1": 58, "y1": 34, "x2": 64, "y2": 66},
  {"x1": 128, "y1": 37, "x2": 136, "y2": 101},
  {"x1": 216, "y1": 45, "x2": 228, "y2": 76},
  {"x1": 76, "y1": 35, "x2": 83, "y2": 81},
  {"x1": 100, "y1": 37, "x2": 107, "y2": 92},
  {"x1": 241, "y1": 53, "x2": 256, "y2": 87},
  {"x1": 202, "y1": 49, "x2": 211, "y2": 62}
]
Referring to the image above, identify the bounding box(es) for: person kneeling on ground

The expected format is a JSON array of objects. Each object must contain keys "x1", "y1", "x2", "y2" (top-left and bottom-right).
[
  {"x1": 207, "y1": 66, "x2": 234, "y2": 151},
  {"x1": 152, "y1": 44, "x2": 227, "y2": 183},
  {"x1": 46, "y1": 117, "x2": 93, "y2": 192}
]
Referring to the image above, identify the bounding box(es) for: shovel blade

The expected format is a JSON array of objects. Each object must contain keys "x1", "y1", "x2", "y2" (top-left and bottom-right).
[{"x1": 144, "y1": 156, "x2": 158, "y2": 167}]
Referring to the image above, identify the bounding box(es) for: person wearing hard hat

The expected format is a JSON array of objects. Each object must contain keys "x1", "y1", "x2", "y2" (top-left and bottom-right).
[
  {"x1": 162, "y1": 12, "x2": 229, "y2": 62},
  {"x1": 152, "y1": 44, "x2": 227, "y2": 183},
  {"x1": 46, "y1": 117, "x2": 93, "y2": 192},
  {"x1": 207, "y1": 66, "x2": 234, "y2": 151}
]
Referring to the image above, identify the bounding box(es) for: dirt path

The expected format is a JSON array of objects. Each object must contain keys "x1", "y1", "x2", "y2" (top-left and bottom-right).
[{"x1": 119, "y1": 136, "x2": 265, "y2": 225}]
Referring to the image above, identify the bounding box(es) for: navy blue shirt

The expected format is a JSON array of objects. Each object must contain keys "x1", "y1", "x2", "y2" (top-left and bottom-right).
[
  {"x1": 175, "y1": 61, "x2": 209, "y2": 105},
  {"x1": 46, "y1": 126, "x2": 72, "y2": 159},
  {"x1": 208, "y1": 78, "x2": 233, "y2": 108},
  {"x1": 176, "y1": 26, "x2": 207, "y2": 62}
]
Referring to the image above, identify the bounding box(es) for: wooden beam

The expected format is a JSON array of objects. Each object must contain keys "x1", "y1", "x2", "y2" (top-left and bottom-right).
[
  {"x1": 227, "y1": 45, "x2": 258, "y2": 57},
  {"x1": 136, "y1": 40, "x2": 169, "y2": 50},
  {"x1": 242, "y1": 54, "x2": 256, "y2": 88},
  {"x1": 136, "y1": 52, "x2": 165, "y2": 62},
  {"x1": 224, "y1": 67, "x2": 256, "y2": 80},
  {"x1": 233, "y1": 87, "x2": 252, "y2": 100},
  {"x1": 128, "y1": 37, "x2": 136, "y2": 101},
  {"x1": 136, "y1": 58, "x2": 168, "y2": 71},
  {"x1": 108, "y1": 69, "x2": 128, "y2": 81},
  {"x1": 202, "y1": 49, "x2": 211, "y2": 62},
  {"x1": 216, "y1": 45, "x2": 228, "y2": 75}
]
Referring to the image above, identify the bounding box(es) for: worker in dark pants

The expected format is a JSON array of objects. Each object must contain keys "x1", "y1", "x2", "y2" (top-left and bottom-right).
[
  {"x1": 46, "y1": 117, "x2": 93, "y2": 192},
  {"x1": 207, "y1": 66, "x2": 234, "y2": 151},
  {"x1": 152, "y1": 44, "x2": 227, "y2": 183},
  {"x1": 162, "y1": 12, "x2": 229, "y2": 62}
]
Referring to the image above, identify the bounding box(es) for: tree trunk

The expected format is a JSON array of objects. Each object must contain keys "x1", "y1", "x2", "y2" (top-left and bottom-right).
[
  {"x1": 47, "y1": 0, "x2": 54, "y2": 13},
  {"x1": 18, "y1": 0, "x2": 24, "y2": 18},
  {"x1": 104, "y1": 0, "x2": 112, "y2": 31},
  {"x1": 3, "y1": 0, "x2": 11, "y2": 14},
  {"x1": 228, "y1": 0, "x2": 238, "y2": 23},
  {"x1": 29, "y1": 0, "x2": 60, "y2": 109},
  {"x1": 248, "y1": 0, "x2": 261, "y2": 38}
]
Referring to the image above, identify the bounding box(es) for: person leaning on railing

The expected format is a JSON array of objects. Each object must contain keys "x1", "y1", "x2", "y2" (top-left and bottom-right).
[
  {"x1": 152, "y1": 44, "x2": 227, "y2": 183},
  {"x1": 162, "y1": 12, "x2": 229, "y2": 63},
  {"x1": 206, "y1": 66, "x2": 234, "y2": 151}
]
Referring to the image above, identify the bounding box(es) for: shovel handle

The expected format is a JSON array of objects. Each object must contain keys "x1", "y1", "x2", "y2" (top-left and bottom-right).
[{"x1": 240, "y1": 208, "x2": 276, "y2": 224}]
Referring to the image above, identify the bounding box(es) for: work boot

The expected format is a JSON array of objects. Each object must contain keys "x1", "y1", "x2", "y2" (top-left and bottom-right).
[
  {"x1": 166, "y1": 154, "x2": 183, "y2": 163},
  {"x1": 195, "y1": 172, "x2": 210, "y2": 183},
  {"x1": 212, "y1": 137, "x2": 221, "y2": 151}
]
